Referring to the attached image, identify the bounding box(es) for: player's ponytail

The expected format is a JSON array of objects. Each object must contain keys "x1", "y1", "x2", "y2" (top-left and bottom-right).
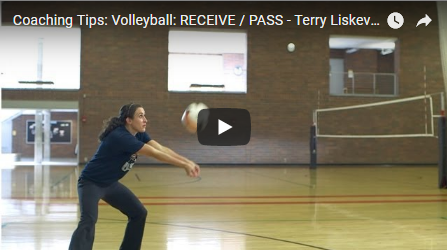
[{"x1": 98, "y1": 103, "x2": 139, "y2": 141}]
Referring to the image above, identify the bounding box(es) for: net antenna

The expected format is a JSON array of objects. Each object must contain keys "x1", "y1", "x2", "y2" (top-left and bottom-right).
[{"x1": 313, "y1": 92, "x2": 445, "y2": 139}]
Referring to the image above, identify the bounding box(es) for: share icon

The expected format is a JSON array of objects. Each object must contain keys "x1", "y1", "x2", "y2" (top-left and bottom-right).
[{"x1": 416, "y1": 14, "x2": 432, "y2": 27}]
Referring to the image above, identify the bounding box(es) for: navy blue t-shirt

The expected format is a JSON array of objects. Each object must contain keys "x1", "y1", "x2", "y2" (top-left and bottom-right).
[{"x1": 80, "y1": 126, "x2": 151, "y2": 186}]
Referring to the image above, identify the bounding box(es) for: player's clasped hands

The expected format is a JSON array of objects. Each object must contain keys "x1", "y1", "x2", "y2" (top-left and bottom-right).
[{"x1": 185, "y1": 161, "x2": 200, "y2": 177}]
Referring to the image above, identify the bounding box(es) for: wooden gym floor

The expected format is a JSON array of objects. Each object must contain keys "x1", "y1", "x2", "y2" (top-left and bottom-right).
[{"x1": 2, "y1": 164, "x2": 447, "y2": 250}]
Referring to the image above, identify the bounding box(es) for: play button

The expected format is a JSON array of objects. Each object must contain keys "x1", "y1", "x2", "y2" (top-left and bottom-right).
[
  {"x1": 218, "y1": 119, "x2": 232, "y2": 135},
  {"x1": 197, "y1": 108, "x2": 251, "y2": 146}
]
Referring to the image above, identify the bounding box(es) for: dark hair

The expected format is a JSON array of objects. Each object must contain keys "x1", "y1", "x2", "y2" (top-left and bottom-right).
[{"x1": 98, "y1": 103, "x2": 142, "y2": 141}]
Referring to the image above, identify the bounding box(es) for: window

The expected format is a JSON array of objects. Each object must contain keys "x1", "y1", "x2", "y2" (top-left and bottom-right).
[
  {"x1": 0, "y1": 26, "x2": 81, "y2": 90},
  {"x1": 168, "y1": 28, "x2": 247, "y2": 93},
  {"x1": 329, "y1": 35, "x2": 398, "y2": 96}
]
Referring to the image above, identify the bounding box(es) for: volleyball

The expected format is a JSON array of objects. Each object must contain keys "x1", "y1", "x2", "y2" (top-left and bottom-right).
[
  {"x1": 181, "y1": 102, "x2": 209, "y2": 133},
  {"x1": 287, "y1": 42, "x2": 295, "y2": 52}
]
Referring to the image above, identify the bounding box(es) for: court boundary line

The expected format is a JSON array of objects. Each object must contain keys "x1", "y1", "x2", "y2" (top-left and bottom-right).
[
  {"x1": 3, "y1": 199, "x2": 447, "y2": 206},
  {"x1": 5, "y1": 193, "x2": 447, "y2": 200},
  {"x1": 147, "y1": 221, "x2": 334, "y2": 250}
]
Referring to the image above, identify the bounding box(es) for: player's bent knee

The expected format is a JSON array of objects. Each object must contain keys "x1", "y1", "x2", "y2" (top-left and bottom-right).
[
  {"x1": 79, "y1": 214, "x2": 98, "y2": 226},
  {"x1": 138, "y1": 207, "x2": 148, "y2": 219}
]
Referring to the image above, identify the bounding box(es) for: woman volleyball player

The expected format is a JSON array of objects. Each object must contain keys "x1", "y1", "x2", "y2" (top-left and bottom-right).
[{"x1": 68, "y1": 103, "x2": 200, "y2": 250}]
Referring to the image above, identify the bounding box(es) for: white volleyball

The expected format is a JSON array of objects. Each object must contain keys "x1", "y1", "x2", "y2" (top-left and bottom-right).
[
  {"x1": 181, "y1": 102, "x2": 209, "y2": 133},
  {"x1": 287, "y1": 43, "x2": 295, "y2": 52}
]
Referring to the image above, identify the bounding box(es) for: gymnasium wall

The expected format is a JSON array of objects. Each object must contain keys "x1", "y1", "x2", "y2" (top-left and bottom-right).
[
  {"x1": 11, "y1": 112, "x2": 78, "y2": 159},
  {"x1": 2, "y1": 1, "x2": 444, "y2": 165}
]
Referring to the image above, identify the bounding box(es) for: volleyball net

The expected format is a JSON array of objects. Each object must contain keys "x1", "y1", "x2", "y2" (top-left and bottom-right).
[
  {"x1": 313, "y1": 93, "x2": 444, "y2": 139},
  {"x1": 309, "y1": 92, "x2": 447, "y2": 188}
]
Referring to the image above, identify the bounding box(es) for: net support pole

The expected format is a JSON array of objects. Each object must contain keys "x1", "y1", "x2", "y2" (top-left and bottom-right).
[
  {"x1": 438, "y1": 116, "x2": 447, "y2": 188},
  {"x1": 310, "y1": 124, "x2": 317, "y2": 169}
]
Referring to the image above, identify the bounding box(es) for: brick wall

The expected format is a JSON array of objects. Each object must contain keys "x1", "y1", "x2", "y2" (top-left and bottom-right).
[{"x1": 2, "y1": 1, "x2": 444, "y2": 165}]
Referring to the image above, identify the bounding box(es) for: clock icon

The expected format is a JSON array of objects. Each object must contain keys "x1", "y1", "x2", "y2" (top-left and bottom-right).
[{"x1": 388, "y1": 12, "x2": 404, "y2": 29}]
